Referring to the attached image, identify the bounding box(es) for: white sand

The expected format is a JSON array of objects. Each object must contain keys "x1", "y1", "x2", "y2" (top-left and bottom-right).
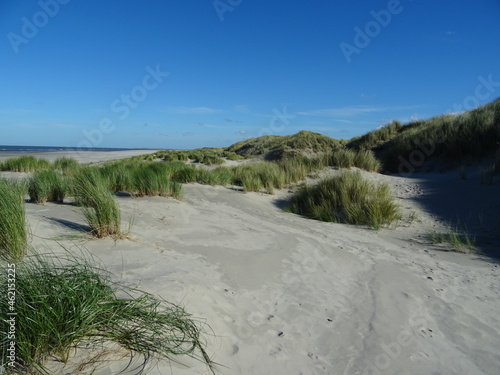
[
  {"x1": 9, "y1": 151, "x2": 500, "y2": 374},
  {"x1": 0, "y1": 149, "x2": 160, "y2": 164}
]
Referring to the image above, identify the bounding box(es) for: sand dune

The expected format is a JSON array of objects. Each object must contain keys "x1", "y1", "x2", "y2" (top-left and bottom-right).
[{"x1": 6, "y1": 151, "x2": 500, "y2": 374}]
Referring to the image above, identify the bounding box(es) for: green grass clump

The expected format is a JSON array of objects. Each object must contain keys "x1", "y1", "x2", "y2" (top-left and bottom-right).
[
  {"x1": 347, "y1": 120, "x2": 402, "y2": 151},
  {"x1": 277, "y1": 157, "x2": 311, "y2": 184},
  {"x1": 199, "y1": 155, "x2": 224, "y2": 165},
  {"x1": 315, "y1": 149, "x2": 380, "y2": 172},
  {"x1": 0, "y1": 252, "x2": 215, "y2": 374},
  {"x1": 0, "y1": 156, "x2": 51, "y2": 172},
  {"x1": 226, "y1": 130, "x2": 342, "y2": 159},
  {"x1": 98, "y1": 161, "x2": 184, "y2": 199},
  {"x1": 28, "y1": 170, "x2": 68, "y2": 204},
  {"x1": 173, "y1": 165, "x2": 199, "y2": 183},
  {"x1": 0, "y1": 179, "x2": 27, "y2": 261},
  {"x1": 73, "y1": 168, "x2": 121, "y2": 238},
  {"x1": 148, "y1": 149, "x2": 226, "y2": 165},
  {"x1": 52, "y1": 157, "x2": 80, "y2": 175},
  {"x1": 196, "y1": 168, "x2": 235, "y2": 186},
  {"x1": 222, "y1": 151, "x2": 244, "y2": 160},
  {"x1": 232, "y1": 162, "x2": 286, "y2": 194},
  {"x1": 429, "y1": 228, "x2": 475, "y2": 253},
  {"x1": 241, "y1": 172, "x2": 263, "y2": 193},
  {"x1": 353, "y1": 150, "x2": 381, "y2": 172},
  {"x1": 285, "y1": 171, "x2": 400, "y2": 229},
  {"x1": 100, "y1": 162, "x2": 134, "y2": 192},
  {"x1": 132, "y1": 167, "x2": 181, "y2": 199},
  {"x1": 321, "y1": 149, "x2": 356, "y2": 169},
  {"x1": 210, "y1": 168, "x2": 236, "y2": 186},
  {"x1": 377, "y1": 98, "x2": 500, "y2": 172}
]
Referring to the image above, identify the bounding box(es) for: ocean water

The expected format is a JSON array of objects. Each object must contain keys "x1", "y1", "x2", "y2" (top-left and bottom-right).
[{"x1": 0, "y1": 145, "x2": 149, "y2": 153}]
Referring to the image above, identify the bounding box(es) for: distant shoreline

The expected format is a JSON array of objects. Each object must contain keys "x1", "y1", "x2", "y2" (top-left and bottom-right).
[
  {"x1": 0, "y1": 149, "x2": 161, "y2": 164},
  {"x1": 0, "y1": 145, "x2": 161, "y2": 153}
]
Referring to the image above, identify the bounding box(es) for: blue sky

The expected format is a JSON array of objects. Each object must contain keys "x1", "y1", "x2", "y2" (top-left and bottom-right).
[{"x1": 1, "y1": 0, "x2": 499, "y2": 149}]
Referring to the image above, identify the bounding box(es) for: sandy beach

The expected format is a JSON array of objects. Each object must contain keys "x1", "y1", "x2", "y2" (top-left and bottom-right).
[
  {"x1": 0, "y1": 149, "x2": 160, "y2": 164},
  {"x1": 5, "y1": 150, "x2": 500, "y2": 375}
]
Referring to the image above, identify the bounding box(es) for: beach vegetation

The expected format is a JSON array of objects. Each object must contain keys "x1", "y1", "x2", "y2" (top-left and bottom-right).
[
  {"x1": 197, "y1": 167, "x2": 235, "y2": 186},
  {"x1": 0, "y1": 156, "x2": 51, "y2": 172},
  {"x1": 285, "y1": 171, "x2": 401, "y2": 229},
  {"x1": 28, "y1": 169, "x2": 68, "y2": 204},
  {"x1": 173, "y1": 165, "x2": 199, "y2": 183},
  {"x1": 52, "y1": 157, "x2": 80, "y2": 175},
  {"x1": 131, "y1": 167, "x2": 182, "y2": 199},
  {"x1": 73, "y1": 167, "x2": 121, "y2": 238},
  {"x1": 371, "y1": 98, "x2": 500, "y2": 172},
  {"x1": 347, "y1": 120, "x2": 402, "y2": 151},
  {"x1": 0, "y1": 251, "x2": 216, "y2": 374},
  {"x1": 226, "y1": 130, "x2": 343, "y2": 160},
  {"x1": 232, "y1": 162, "x2": 286, "y2": 194},
  {"x1": 0, "y1": 178, "x2": 27, "y2": 261},
  {"x1": 429, "y1": 227, "x2": 475, "y2": 253}
]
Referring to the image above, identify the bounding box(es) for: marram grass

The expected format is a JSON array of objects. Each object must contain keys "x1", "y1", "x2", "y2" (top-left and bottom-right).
[
  {"x1": 28, "y1": 169, "x2": 68, "y2": 204},
  {"x1": 0, "y1": 179, "x2": 27, "y2": 261},
  {"x1": 52, "y1": 157, "x2": 80, "y2": 175},
  {"x1": 0, "y1": 251, "x2": 216, "y2": 374},
  {"x1": 73, "y1": 168, "x2": 121, "y2": 238},
  {"x1": 285, "y1": 171, "x2": 400, "y2": 229},
  {"x1": 0, "y1": 156, "x2": 51, "y2": 173}
]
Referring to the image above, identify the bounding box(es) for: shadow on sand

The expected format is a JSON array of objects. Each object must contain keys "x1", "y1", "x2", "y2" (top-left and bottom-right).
[
  {"x1": 45, "y1": 217, "x2": 91, "y2": 233},
  {"x1": 400, "y1": 171, "x2": 500, "y2": 262}
]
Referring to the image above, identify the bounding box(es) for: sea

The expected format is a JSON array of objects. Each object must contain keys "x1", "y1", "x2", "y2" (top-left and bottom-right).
[{"x1": 0, "y1": 145, "x2": 155, "y2": 153}]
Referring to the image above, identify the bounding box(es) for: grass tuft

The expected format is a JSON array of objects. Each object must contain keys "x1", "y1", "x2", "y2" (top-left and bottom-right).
[
  {"x1": 285, "y1": 171, "x2": 400, "y2": 229},
  {"x1": 376, "y1": 99, "x2": 500, "y2": 172},
  {"x1": 429, "y1": 227, "x2": 475, "y2": 253},
  {"x1": 0, "y1": 251, "x2": 216, "y2": 374},
  {"x1": 73, "y1": 168, "x2": 121, "y2": 238},
  {"x1": 52, "y1": 157, "x2": 80, "y2": 175},
  {"x1": 28, "y1": 170, "x2": 68, "y2": 204},
  {"x1": 226, "y1": 130, "x2": 343, "y2": 159},
  {"x1": 0, "y1": 179, "x2": 27, "y2": 261},
  {"x1": 0, "y1": 156, "x2": 51, "y2": 172}
]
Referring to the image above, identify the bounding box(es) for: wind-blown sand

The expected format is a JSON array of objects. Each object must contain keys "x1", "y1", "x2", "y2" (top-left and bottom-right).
[{"x1": 8, "y1": 151, "x2": 500, "y2": 374}]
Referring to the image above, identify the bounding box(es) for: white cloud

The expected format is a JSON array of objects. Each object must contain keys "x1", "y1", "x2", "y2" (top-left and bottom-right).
[
  {"x1": 162, "y1": 106, "x2": 220, "y2": 114},
  {"x1": 0, "y1": 107, "x2": 39, "y2": 115},
  {"x1": 297, "y1": 106, "x2": 381, "y2": 117},
  {"x1": 49, "y1": 123, "x2": 82, "y2": 129},
  {"x1": 297, "y1": 105, "x2": 422, "y2": 118},
  {"x1": 234, "y1": 104, "x2": 250, "y2": 113}
]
